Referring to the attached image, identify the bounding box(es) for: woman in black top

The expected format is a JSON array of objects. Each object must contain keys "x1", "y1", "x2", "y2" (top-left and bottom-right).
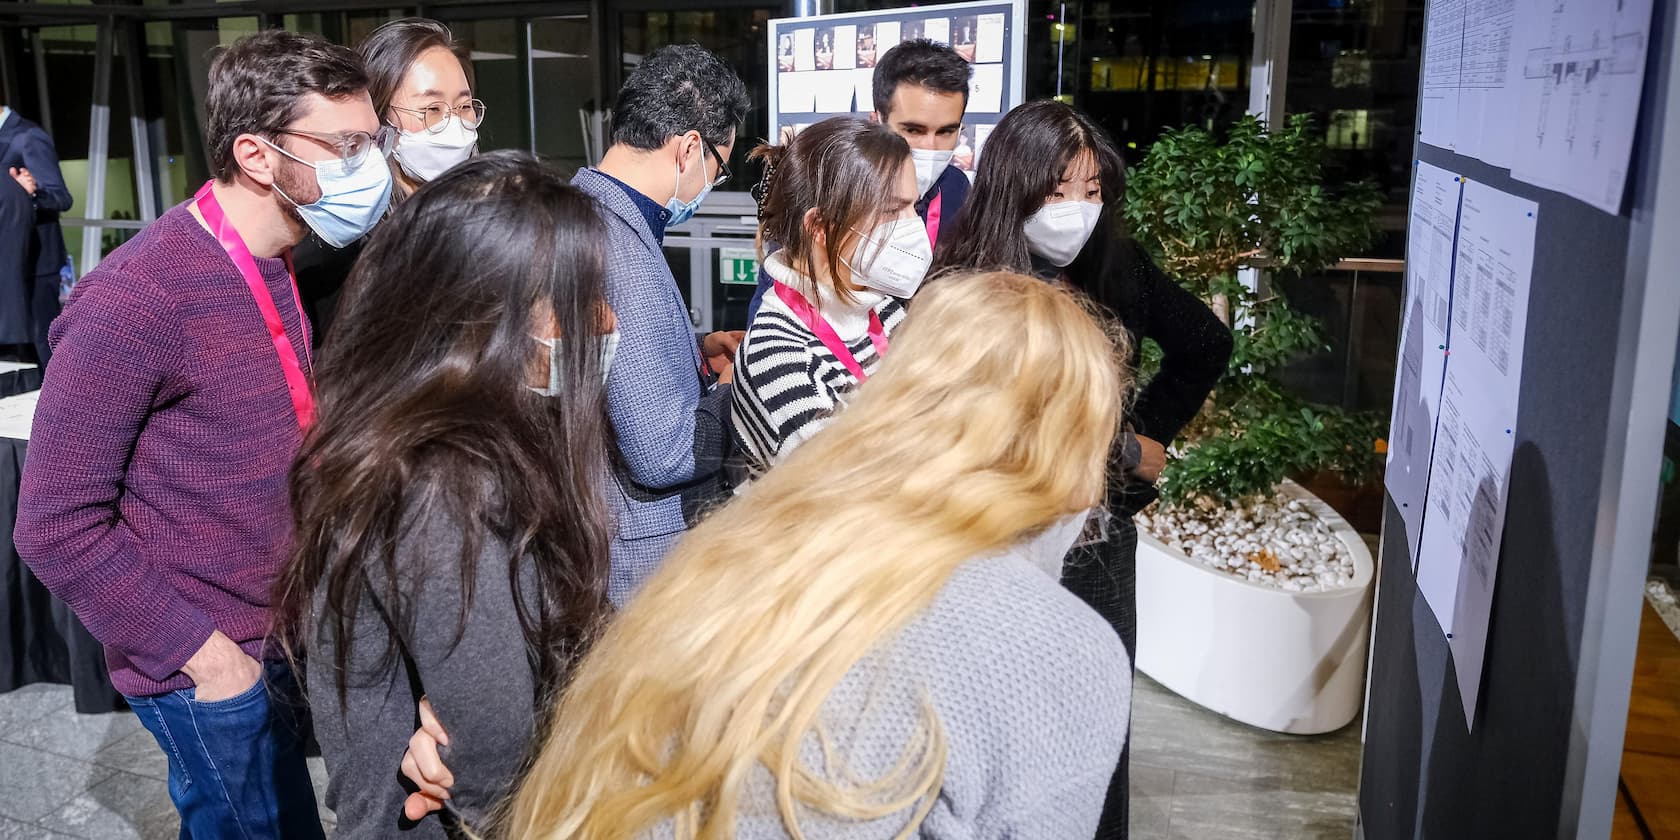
[{"x1": 931, "y1": 99, "x2": 1232, "y2": 840}]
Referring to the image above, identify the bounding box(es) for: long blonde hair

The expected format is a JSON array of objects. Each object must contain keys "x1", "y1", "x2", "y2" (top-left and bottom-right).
[{"x1": 504, "y1": 271, "x2": 1130, "y2": 839}]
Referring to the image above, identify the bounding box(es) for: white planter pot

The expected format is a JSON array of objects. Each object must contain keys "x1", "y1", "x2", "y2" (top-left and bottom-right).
[{"x1": 1134, "y1": 480, "x2": 1375, "y2": 735}]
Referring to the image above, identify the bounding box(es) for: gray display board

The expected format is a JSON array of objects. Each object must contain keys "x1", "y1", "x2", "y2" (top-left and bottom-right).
[{"x1": 1358, "y1": 0, "x2": 1680, "y2": 837}]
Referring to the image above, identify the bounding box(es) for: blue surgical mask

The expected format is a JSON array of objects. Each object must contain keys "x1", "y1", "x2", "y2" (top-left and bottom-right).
[
  {"x1": 261, "y1": 137, "x2": 394, "y2": 249},
  {"x1": 664, "y1": 152, "x2": 715, "y2": 228}
]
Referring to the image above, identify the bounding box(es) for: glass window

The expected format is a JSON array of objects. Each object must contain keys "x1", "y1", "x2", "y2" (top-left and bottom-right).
[
  {"x1": 449, "y1": 19, "x2": 526, "y2": 153},
  {"x1": 828, "y1": 0, "x2": 1251, "y2": 157},
  {"x1": 1035, "y1": 0, "x2": 1253, "y2": 152},
  {"x1": 1287, "y1": 0, "x2": 1427, "y2": 208},
  {"x1": 530, "y1": 15, "x2": 596, "y2": 172},
  {"x1": 619, "y1": 7, "x2": 777, "y2": 192}
]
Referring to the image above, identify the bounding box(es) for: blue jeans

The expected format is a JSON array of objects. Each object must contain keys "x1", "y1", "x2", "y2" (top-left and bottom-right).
[{"x1": 125, "y1": 660, "x2": 325, "y2": 840}]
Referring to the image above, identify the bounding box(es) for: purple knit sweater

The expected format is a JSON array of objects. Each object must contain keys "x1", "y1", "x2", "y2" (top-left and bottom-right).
[{"x1": 14, "y1": 201, "x2": 311, "y2": 697}]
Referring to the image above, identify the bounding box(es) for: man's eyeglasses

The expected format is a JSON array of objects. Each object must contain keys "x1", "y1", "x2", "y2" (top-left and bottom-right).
[
  {"x1": 277, "y1": 126, "x2": 398, "y2": 170},
  {"x1": 700, "y1": 135, "x2": 731, "y2": 188},
  {"x1": 389, "y1": 99, "x2": 488, "y2": 134}
]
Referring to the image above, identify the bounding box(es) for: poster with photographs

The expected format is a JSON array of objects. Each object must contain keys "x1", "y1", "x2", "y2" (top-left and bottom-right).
[{"x1": 768, "y1": 0, "x2": 1025, "y2": 175}]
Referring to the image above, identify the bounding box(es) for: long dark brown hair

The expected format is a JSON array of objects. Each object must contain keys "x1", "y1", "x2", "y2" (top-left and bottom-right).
[
  {"x1": 931, "y1": 99, "x2": 1127, "y2": 275},
  {"x1": 749, "y1": 117, "x2": 909, "y2": 301},
  {"x1": 275, "y1": 151, "x2": 613, "y2": 713}
]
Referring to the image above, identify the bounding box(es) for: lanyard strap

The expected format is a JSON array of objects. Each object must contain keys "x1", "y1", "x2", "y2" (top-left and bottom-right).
[
  {"x1": 194, "y1": 182, "x2": 316, "y2": 430},
  {"x1": 772, "y1": 281, "x2": 889, "y2": 382},
  {"x1": 924, "y1": 190, "x2": 944, "y2": 245}
]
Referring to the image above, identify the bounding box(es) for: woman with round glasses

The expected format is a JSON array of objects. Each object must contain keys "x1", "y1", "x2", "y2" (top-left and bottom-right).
[
  {"x1": 364, "y1": 18, "x2": 486, "y2": 194},
  {"x1": 296, "y1": 17, "x2": 485, "y2": 345}
]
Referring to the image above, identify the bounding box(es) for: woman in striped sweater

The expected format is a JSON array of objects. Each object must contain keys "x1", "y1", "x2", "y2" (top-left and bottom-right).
[{"x1": 731, "y1": 117, "x2": 932, "y2": 478}]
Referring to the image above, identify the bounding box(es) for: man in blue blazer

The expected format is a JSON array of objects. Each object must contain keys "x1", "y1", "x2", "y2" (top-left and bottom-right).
[
  {"x1": 571, "y1": 46, "x2": 750, "y2": 604},
  {"x1": 0, "y1": 103, "x2": 73, "y2": 365}
]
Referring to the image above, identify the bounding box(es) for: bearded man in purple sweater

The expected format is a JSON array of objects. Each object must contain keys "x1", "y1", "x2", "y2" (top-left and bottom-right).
[{"x1": 14, "y1": 30, "x2": 392, "y2": 838}]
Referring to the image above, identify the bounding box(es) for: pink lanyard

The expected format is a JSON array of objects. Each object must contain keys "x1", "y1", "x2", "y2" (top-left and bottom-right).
[
  {"x1": 924, "y1": 190, "x2": 944, "y2": 244},
  {"x1": 772, "y1": 281, "x2": 889, "y2": 381},
  {"x1": 194, "y1": 181, "x2": 316, "y2": 430}
]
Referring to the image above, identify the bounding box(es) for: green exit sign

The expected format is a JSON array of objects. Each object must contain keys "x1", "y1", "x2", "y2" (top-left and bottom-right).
[{"x1": 719, "y1": 248, "x2": 759, "y2": 285}]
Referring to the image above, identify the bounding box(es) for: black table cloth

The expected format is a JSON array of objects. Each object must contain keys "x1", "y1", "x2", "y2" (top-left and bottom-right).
[
  {"x1": 0, "y1": 365, "x2": 40, "y2": 398},
  {"x1": 0, "y1": 433, "x2": 124, "y2": 713}
]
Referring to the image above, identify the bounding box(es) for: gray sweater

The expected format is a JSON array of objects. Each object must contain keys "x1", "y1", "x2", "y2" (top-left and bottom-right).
[
  {"x1": 307, "y1": 510, "x2": 537, "y2": 839},
  {"x1": 657, "y1": 550, "x2": 1131, "y2": 838}
]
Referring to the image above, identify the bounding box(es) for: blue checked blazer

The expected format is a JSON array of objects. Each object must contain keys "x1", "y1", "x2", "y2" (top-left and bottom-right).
[{"x1": 572, "y1": 168, "x2": 733, "y2": 605}]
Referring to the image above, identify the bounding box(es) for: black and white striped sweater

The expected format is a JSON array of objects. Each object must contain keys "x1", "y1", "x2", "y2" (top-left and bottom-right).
[{"x1": 730, "y1": 254, "x2": 907, "y2": 479}]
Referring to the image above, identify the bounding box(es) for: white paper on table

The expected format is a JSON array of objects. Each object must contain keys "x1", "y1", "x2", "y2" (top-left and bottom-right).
[
  {"x1": 0, "y1": 390, "x2": 40, "y2": 441},
  {"x1": 813, "y1": 70, "x2": 856, "y2": 112},
  {"x1": 794, "y1": 28, "x2": 817, "y2": 73},
  {"x1": 0, "y1": 361, "x2": 35, "y2": 375},
  {"x1": 833, "y1": 24, "x2": 857, "y2": 70},
  {"x1": 968, "y1": 63, "x2": 1006, "y2": 113},
  {"x1": 778, "y1": 71, "x2": 816, "y2": 114},
  {"x1": 1414, "y1": 180, "x2": 1538, "y2": 729},
  {"x1": 1419, "y1": 0, "x2": 1466, "y2": 149},
  {"x1": 1454, "y1": 0, "x2": 1520, "y2": 166},
  {"x1": 976, "y1": 14, "x2": 1006, "y2": 63},
  {"x1": 1386, "y1": 161, "x2": 1464, "y2": 567},
  {"x1": 924, "y1": 17, "x2": 951, "y2": 46},
  {"x1": 1509, "y1": 0, "x2": 1654, "y2": 214}
]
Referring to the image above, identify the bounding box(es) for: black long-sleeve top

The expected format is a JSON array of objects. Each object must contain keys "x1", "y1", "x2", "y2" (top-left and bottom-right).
[{"x1": 1041, "y1": 220, "x2": 1233, "y2": 447}]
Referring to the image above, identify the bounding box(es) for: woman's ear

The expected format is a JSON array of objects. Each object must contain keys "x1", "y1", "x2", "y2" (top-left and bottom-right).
[{"x1": 802, "y1": 206, "x2": 824, "y2": 249}]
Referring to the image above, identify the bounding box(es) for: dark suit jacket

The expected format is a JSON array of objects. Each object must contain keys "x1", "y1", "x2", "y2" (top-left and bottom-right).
[
  {"x1": 0, "y1": 112, "x2": 73, "y2": 278},
  {"x1": 0, "y1": 174, "x2": 32, "y2": 345}
]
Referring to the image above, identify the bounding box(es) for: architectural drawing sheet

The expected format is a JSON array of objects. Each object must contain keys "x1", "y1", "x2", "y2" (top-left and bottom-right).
[
  {"x1": 1417, "y1": 0, "x2": 1522, "y2": 166},
  {"x1": 1510, "y1": 0, "x2": 1654, "y2": 213},
  {"x1": 1414, "y1": 180, "x2": 1538, "y2": 729},
  {"x1": 1419, "y1": 0, "x2": 1465, "y2": 148},
  {"x1": 1387, "y1": 161, "x2": 1464, "y2": 567},
  {"x1": 1455, "y1": 0, "x2": 1519, "y2": 166}
]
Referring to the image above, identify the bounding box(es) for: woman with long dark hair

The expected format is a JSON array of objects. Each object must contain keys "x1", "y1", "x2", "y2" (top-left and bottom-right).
[
  {"x1": 274, "y1": 151, "x2": 615, "y2": 839},
  {"x1": 295, "y1": 17, "x2": 482, "y2": 344},
  {"x1": 932, "y1": 99, "x2": 1233, "y2": 840}
]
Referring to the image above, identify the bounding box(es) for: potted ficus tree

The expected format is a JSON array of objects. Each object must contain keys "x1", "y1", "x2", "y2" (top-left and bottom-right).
[{"x1": 1120, "y1": 114, "x2": 1386, "y2": 734}]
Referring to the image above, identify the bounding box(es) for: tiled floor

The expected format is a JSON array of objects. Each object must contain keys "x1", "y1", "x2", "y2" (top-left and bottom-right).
[
  {"x1": 0, "y1": 674, "x2": 1358, "y2": 838},
  {"x1": 1130, "y1": 674, "x2": 1361, "y2": 838}
]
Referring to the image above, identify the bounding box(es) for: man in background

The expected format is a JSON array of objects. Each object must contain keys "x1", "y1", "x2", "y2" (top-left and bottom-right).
[
  {"x1": 748, "y1": 39, "x2": 972, "y2": 320},
  {"x1": 0, "y1": 101, "x2": 72, "y2": 366}
]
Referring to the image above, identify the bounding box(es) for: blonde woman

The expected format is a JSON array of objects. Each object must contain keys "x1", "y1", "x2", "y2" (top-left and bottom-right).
[{"x1": 501, "y1": 270, "x2": 1133, "y2": 838}]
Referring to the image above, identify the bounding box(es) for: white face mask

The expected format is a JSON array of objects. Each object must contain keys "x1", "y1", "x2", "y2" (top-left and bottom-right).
[
  {"x1": 843, "y1": 217, "x2": 934, "y2": 299},
  {"x1": 1023, "y1": 200, "x2": 1104, "y2": 268},
  {"x1": 911, "y1": 147, "x2": 956, "y2": 197},
  {"x1": 597, "y1": 329, "x2": 620, "y2": 384},
  {"x1": 528, "y1": 330, "x2": 620, "y2": 396},
  {"x1": 393, "y1": 114, "x2": 478, "y2": 182}
]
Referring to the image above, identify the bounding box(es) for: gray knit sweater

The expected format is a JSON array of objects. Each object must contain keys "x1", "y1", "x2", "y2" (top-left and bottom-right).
[{"x1": 657, "y1": 549, "x2": 1131, "y2": 838}]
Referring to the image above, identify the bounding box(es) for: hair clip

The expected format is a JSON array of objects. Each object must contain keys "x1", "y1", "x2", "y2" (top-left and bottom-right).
[{"x1": 752, "y1": 155, "x2": 779, "y2": 219}]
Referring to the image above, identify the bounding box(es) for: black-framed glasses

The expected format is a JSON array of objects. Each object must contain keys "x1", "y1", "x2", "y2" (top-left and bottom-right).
[
  {"x1": 389, "y1": 99, "x2": 488, "y2": 133},
  {"x1": 277, "y1": 126, "x2": 398, "y2": 170},
  {"x1": 697, "y1": 133, "x2": 731, "y2": 188}
]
